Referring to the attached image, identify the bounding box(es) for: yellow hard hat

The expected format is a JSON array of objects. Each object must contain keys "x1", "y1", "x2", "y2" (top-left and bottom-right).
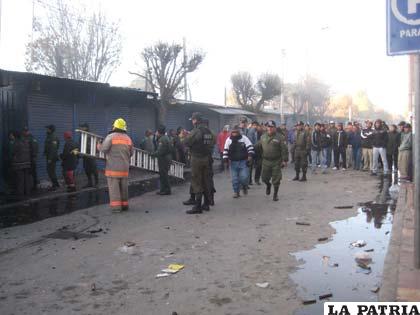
[{"x1": 113, "y1": 118, "x2": 127, "y2": 131}]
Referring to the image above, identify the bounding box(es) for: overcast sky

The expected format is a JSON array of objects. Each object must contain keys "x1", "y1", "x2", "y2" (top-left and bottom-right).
[{"x1": 0, "y1": 0, "x2": 409, "y2": 115}]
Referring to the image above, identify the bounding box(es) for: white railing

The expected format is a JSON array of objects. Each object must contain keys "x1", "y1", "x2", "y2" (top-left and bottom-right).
[{"x1": 76, "y1": 129, "x2": 185, "y2": 179}]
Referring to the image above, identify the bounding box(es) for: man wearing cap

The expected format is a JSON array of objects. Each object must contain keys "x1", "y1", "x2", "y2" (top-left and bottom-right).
[
  {"x1": 361, "y1": 120, "x2": 374, "y2": 171},
  {"x1": 183, "y1": 112, "x2": 215, "y2": 214},
  {"x1": 44, "y1": 124, "x2": 60, "y2": 190},
  {"x1": 293, "y1": 121, "x2": 311, "y2": 181},
  {"x1": 98, "y1": 118, "x2": 133, "y2": 213},
  {"x1": 79, "y1": 123, "x2": 99, "y2": 188},
  {"x1": 153, "y1": 125, "x2": 173, "y2": 195},
  {"x1": 255, "y1": 120, "x2": 288, "y2": 201}
]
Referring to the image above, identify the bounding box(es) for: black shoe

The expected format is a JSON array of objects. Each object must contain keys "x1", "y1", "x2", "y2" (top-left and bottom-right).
[
  {"x1": 121, "y1": 206, "x2": 129, "y2": 211},
  {"x1": 183, "y1": 198, "x2": 196, "y2": 205},
  {"x1": 249, "y1": 182, "x2": 253, "y2": 186},
  {"x1": 266, "y1": 184, "x2": 271, "y2": 195},
  {"x1": 273, "y1": 186, "x2": 279, "y2": 201},
  {"x1": 299, "y1": 174, "x2": 307, "y2": 182},
  {"x1": 243, "y1": 186, "x2": 248, "y2": 195},
  {"x1": 202, "y1": 204, "x2": 210, "y2": 211},
  {"x1": 186, "y1": 208, "x2": 203, "y2": 214},
  {"x1": 209, "y1": 194, "x2": 215, "y2": 206},
  {"x1": 292, "y1": 171, "x2": 300, "y2": 181}
]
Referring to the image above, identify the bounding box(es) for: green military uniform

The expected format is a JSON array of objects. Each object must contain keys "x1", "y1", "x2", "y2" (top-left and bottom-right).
[
  {"x1": 184, "y1": 123, "x2": 215, "y2": 195},
  {"x1": 256, "y1": 132, "x2": 288, "y2": 187},
  {"x1": 44, "y1": 131, "x2": 60, "y2": 188},
  {"x1": 293, "y1": 129, "x2": 311, "y2": 180},
  {"x1": 155, "y1": 134, "x2": 173, "y2": 194}
]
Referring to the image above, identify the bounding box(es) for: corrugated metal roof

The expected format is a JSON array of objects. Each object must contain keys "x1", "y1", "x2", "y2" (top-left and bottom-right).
[{"x1": 207, "y1": 107, "x2": 256, "y2": 115}]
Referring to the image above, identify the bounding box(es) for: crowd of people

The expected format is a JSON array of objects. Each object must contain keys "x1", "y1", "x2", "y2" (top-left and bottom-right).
[{"x1": 3, "y1": 113, "x2": 414, "y2": 215}]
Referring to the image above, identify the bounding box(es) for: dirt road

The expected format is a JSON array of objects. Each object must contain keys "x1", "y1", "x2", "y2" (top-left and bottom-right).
[{"x1": 0, "y1": 167, "x2": 380, "y2": 315}]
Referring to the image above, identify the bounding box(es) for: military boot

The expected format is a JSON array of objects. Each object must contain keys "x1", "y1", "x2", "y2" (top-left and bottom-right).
[
  {"x1": 186, "y1": 193, "x2": 203, "y2": 214},
  {"x1": 183, "y1": 194, "x2": 196, "y2": 205},
  {"x1": 202, "y1": 193, "x2": 210, "y2": 211},
  {"x1": 292, "y1": 171, "x2": 300, "y2": 181},
  {"x1": 300, "y1": 171, "x2": 307, "y2": 182},
  {"x1": 266, "y1": 183, "x2": 271, "y2": 195},
  {"x1": 273, "y1": 186, "x2": 280, "y2": 201}
]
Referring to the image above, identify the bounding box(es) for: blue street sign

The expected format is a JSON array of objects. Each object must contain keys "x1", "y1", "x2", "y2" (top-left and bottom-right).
[{"x1": 387, "y1": 0, "x2": 420, "y2": 55}]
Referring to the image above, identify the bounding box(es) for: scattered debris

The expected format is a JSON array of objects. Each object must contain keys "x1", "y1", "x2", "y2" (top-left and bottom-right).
[
  {"x1": 385, "y1": 231, "x2": 390, "y2": 235},
  {"x1": 285, "y1": 217, "x2": 299, "y2": 221},
  {"x1": 318, "y1": 237, "x2": 329, "y2": 242},
  {"x1": 255, "y1": 282, "x2": 269, "y2": 289},
  {"x1": 371, "y1": 286, "x2": 380, "y2": 293},
  {"x1": 302, "y1": 299, "x2": 317, "y2": 305},
  {"x1": 357, "y1": 262, "x2": 371, "y2": 270},
  {"x1": 350, "y1": 240, "x2": 367, "y2": 248},
  {"x1": 322, "y1": 256, "x2": 330, "y2": 265},
  {"x1": 124, "y1": 241, "x2": 136, "y2": 247},
  {"x1": 296, "y1": 222, "x2": 311, "y2": 226},
  {"x1": 164, "y1": 226, "x2": 170, "y2": 230},
  {"x1": 88, "y1": 228, "x2": 103, "y2": 234},
  {"x1": 355, "y1": 252, "x2": 372, "y2": 265},
  {"x1": 156, "y1": 273, "x2": 170, "y2": 278},
  {"x1": 364, "y1": 249, "x2": 374, "y2": 252},
  {"x1": 330, "y1": 263, "x2": 339, "y2": 268},
  {"x1": 91, "y1": 283, "x2": 96, "y2": 291},
  {"x1": 319, "y1": 293, "x2": 333, "y2": 300},
  {"x1": 161, "y1": 264, "x2": 184, "y2": 274},
  {"x1": 334, "y1": 206, "x2": 353, "y2": 209},
  {"x1": 172, "y1": 312, "x2": 178, "y2": 315},
  {"x1": 145, "y1": 210, "x2": 149, "y2": 213}
]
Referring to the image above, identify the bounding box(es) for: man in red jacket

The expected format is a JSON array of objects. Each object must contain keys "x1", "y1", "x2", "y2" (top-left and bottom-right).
[{"x1": 217, "y1": 125, "x2": 230, "y2": 170}]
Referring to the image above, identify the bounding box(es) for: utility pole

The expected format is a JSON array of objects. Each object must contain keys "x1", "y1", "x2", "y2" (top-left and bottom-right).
[
  {"x1": 280, "y1": 49, "x2": 286, "y2": 124},
  {"x1": 414, "y1": 54, "x2": 420, "y2": 269},
  {"x1": 0, "y1": 0, "x2": 3, "y2": 49},
  {"x1": 224, "y1": 86, "x2": 227, "y2": 107},
  {"x1": 183, "y1": 37, "x2": 188, "y2": 101}
]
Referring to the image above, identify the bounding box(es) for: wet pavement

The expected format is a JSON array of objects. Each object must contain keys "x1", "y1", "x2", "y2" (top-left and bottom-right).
[
  {"x1": 290, "y1": 175, "x2": 398, "y2": 315},
  {"x1": 0, "y1": 178, "x2": 173, "y2": 229}
]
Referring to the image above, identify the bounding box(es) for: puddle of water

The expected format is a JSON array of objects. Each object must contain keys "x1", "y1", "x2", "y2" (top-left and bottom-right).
[
  {"x1": 290, "y1": 175, "x2": 397, "y2": 315},
  {"x1": 0, "y1": 177, "x2": 180, "y2": 229}
]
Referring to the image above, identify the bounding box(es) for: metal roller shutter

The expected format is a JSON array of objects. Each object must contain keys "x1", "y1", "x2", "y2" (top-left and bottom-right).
[
  {"x1": 129, "y1": 104, "x2": 156, "y2": 146},
  {"x1": 28, "y1": 93, "x2": 74, "y2": 182}
]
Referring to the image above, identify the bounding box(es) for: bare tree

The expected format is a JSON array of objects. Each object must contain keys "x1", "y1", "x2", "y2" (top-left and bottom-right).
[
  {"x1": 25, "y1": 0, "x2": 122, "y2": 82},
  {"x1": 301, "y1": 76, "x2": 330, "y2": 120},
  {"x1": 255, "y1": 73, "x2": 282, "y2": 111},
  {"x1": 284, "y1": 83, "x2": 305, "y2": 120},
  {"x1": 231, "y1": 72, "x2": 256, "y2": 110},
  {"x1": 131, "y1": 42, "x2": 204, "y2": 124},
  {"x1": 231, "y1": 72, "x2": 282, "y2": 112}
]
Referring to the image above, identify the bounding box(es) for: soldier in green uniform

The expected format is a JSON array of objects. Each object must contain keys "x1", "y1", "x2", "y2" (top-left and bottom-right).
[
  {"x1": 183, "y1": 112, "x2": 215, "y2": 214},
  {"x1": 153, "y1": 125, "x2": 173, "y2": 195},
  {"x1": 293, "y1": 121, "x2": 311, "y2": 182},
  {"x1": 44, "y1": 124, "x2": 60, "y2": 190},
  {"x1": 255, "y1": 120, "x2": 288, "y2": 201}
]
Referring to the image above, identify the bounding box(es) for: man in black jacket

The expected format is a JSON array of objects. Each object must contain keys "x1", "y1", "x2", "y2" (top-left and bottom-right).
[
  {"x1": 223, "y1": 125, "x2": 254, "y2": 198},
  {"x1": 319, "y1": 123, "x2": 331, "y2": 173},
  {"x1": 332, "y1": 123, "x2": 348, "y2": 170},
  {"x1": 361, "y1": 120, "x2": 374, "y2": 172},
  {"x1": 310, "y1": 122, "x2": 322, "y2": 173},
  {"x1": 371, "y1": 119, "x2": 389, "y2": 175}
]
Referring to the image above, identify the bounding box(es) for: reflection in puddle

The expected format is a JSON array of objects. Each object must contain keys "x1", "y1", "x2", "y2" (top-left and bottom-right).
[{"x1": 290, "y1": 175, "x2": 397, "y2": 315}]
